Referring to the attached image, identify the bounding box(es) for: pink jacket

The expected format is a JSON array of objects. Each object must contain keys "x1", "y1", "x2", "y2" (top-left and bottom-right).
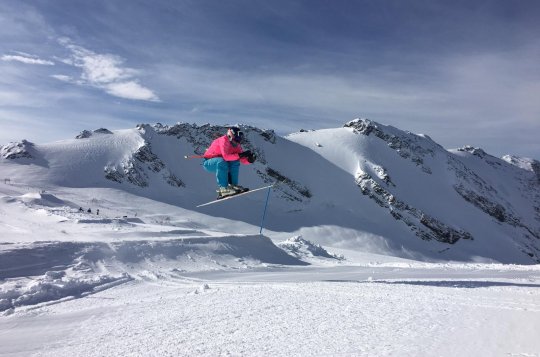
[{"x1": 204, "y1": 135, "x2": 251, "y2": 164}]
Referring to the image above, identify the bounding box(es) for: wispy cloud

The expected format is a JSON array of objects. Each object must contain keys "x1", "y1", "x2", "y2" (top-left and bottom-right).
[
  {"x1": 1, "y1": 53, "x2": 54, "y2": 66},
  {"x1": 55, "y1": 38, "x2": 160, "y2": 102},
  {"x1": 105, "y1": 81, "x2": 160, "y2": 101}
]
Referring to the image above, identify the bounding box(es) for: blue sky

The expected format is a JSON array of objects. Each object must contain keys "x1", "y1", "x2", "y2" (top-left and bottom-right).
[{"x1": 1, "y1": 0, "x2": 539, "y2": 158}]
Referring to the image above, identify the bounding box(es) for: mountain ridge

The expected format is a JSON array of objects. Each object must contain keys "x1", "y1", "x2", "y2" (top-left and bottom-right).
[{"x1": 1, "y1": 118, "x2": 539, "y2": 263}]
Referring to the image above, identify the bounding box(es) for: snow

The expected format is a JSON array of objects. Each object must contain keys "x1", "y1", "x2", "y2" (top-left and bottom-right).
[
  {"x1": 1, "y1": 121, "x2": 540, "y2": 356},
  {"x1": 2, "y1": 267, "x2": 539, "y2": 356}
]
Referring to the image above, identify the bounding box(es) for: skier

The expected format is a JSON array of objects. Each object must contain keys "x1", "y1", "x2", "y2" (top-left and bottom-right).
[{"x1": 202, "y1": 127, "x2": 256, "y2": 198}]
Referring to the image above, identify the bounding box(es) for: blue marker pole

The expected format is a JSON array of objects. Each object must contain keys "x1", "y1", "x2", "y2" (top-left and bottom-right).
[{"x1": 259, "y1": 185, "x2": 272, "y2": 236}]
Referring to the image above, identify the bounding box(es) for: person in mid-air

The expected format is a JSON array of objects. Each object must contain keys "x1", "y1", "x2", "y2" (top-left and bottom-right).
[{"x1": 203, "y1": 127, "x2": 257, "y2": 198}]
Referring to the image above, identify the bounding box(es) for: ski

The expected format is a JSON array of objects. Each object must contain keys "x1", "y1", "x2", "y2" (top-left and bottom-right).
[{"x1": 196, "y1": 184, "x2": 274, "y2": 207}]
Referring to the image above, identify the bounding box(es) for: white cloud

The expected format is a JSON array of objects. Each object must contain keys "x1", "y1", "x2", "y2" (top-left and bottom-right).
[
  {"x1": 105, "y1": 81, "x2": 160, "y2": 102},
  {"x1": 155, "y1": 64, "x2": 436, "y2": 115},
  {"x1": 1, "y1": 54, "x2": 54, "y2": 66},
  {"x1": 80, "y1": 54, "x2": 132, "y2": 84},
  {"x1": 50, "y1": 74, "x2": 73, "y2": 82},
  {"x1": 55, "y1": 38, "x2": 159, "y2": 102}
]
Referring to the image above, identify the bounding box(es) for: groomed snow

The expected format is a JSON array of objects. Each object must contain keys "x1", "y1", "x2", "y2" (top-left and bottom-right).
[{"x1": 2, "y1": 267, "x2": 540, "y2": 357}]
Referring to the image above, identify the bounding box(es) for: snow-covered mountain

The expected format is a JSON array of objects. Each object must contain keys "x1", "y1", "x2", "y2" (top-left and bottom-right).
[{"x1": 1, "y1": 119, "x2": 539, "y2": 263}]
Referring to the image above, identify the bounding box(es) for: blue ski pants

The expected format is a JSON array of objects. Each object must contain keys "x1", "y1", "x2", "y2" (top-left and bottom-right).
[{"x1": 203, "y1": 158, "x2": 240, "y2": 187}]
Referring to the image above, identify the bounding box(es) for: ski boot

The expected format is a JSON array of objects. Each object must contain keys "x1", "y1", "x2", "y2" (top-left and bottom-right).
[
  {"x1": 216, "y1": 186, "x2": 238, "y2": 199},
  {"x1": 229, "y1": 184, "x2": 249, "y2": 193}
]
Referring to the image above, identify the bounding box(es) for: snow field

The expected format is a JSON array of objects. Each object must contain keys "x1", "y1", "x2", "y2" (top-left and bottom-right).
[{"x1": 2, "y1": 275, "x2": 539, "y2": 357}]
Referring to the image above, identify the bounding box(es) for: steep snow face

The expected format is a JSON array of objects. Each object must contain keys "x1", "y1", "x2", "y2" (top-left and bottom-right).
[
  {"x1": 287, "y1": 118, "x2": 540, "y2": 263},
  {"x1": 1, "y1": 119, "x2": 539, "y2": 263}
]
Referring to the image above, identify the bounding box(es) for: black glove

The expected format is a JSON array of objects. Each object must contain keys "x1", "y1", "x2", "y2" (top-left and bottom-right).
[
  {"x1": 239, "y1": 150, "x2": 252, "y2": 158},
  {"x1": 247, "y1": 153, "x2": 256, "y2": 163}
]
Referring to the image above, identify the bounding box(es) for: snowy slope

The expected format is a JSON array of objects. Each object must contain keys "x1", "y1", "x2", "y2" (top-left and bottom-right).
[{"x1": 286, "y1": 119, "x2": 540, "y2": 263}]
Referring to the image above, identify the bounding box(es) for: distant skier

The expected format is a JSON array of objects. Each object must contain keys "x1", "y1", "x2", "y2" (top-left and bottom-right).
[{"x1": 202, "y1": 127, "x2": 256, "y2": 198}]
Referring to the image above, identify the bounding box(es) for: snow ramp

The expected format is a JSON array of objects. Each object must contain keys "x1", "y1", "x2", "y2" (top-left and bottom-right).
[{"x1": 0, "y1": 235, "x2": 306, "y2": 313}]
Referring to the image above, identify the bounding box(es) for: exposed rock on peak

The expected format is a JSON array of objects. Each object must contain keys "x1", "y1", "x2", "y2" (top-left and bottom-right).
[
  {"x1": 76, "y1": 128, "x2": 113, "y2": 139},
  {"x1": 94, "y1": 128, "x2": 113, "y2": 135},
  {"x1": 104, "y1": 142, "x2": 177, "y2": 188},
  {"x1": 458, "y1": 145, "x2": 487, "y2": 158},
  {"x1": 75, "y1": 130, "x2": 92, "y2": 139},
  {"x1": 345, "y1": 118, "x2": 436, "y2": 174},
  {"x1": 0, "y1": 140, "x2": 35, "y2": 160}
]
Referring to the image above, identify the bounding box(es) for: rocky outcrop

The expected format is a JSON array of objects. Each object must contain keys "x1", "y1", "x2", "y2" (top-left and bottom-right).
[
  {"x1": 457, "y1": 145, "x2": 487, "y2": 158},
  {"x1": 76, "y1": 128, "x2": 114, "y2": 139},
  {"x1": 0, "y1": 140, "x2": 35, "y2": 160},
  {"x1": 355, "y1": 171, "x2": 473, "y2": 244},
  {"x1": 345, "y1": 119, "x2": 435, "y2": 174},
  {"x1": 454, "y1": 184, "x2": 511, "y2": 223},
  {"x1": 257, "y1": 167, "x2": 312, "y2": 202},
  {"x1": 104, "y1": 142, "x2": 180, "y2": 188},
  {"x1": 94, "y1": 128, "x2": 113, "y2": 135},
  {"x1": 75, "y1": 130, "x2": 92, "y2": 139}
]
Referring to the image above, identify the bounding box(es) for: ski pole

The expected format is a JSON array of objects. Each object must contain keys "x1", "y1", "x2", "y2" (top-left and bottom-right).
[{"x1": 259, "y1": 185, "x2": 273, "y2": 236}]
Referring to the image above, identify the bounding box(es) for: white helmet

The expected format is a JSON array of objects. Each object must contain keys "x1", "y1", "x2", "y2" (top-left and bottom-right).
[{"x1": 227, "y1": 127, "x2": 244, "y2": 143}]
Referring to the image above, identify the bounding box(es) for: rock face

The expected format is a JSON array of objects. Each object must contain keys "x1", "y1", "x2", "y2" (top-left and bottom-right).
[
  {"x1": 345, "y1": 118, "x2": 437, "y2": 174},
  {"x1": 104, "y1": 141, "x2": 183, "y2": 188},
  {"x1": 76, "y1": 128, "x2": 114, "y2": 139},
  {"x1": 355, "y1": 170, "x2": 473, "y2": 244},
  {"x1": 342, "y1": 119, "x2": 540, "y2": 260},
  {"x1": 0, "y1": 140, "x2": 35, "y2": 160},
  {"x1": 345, "y1": 119, "x2": 472, "y2": 244}
]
